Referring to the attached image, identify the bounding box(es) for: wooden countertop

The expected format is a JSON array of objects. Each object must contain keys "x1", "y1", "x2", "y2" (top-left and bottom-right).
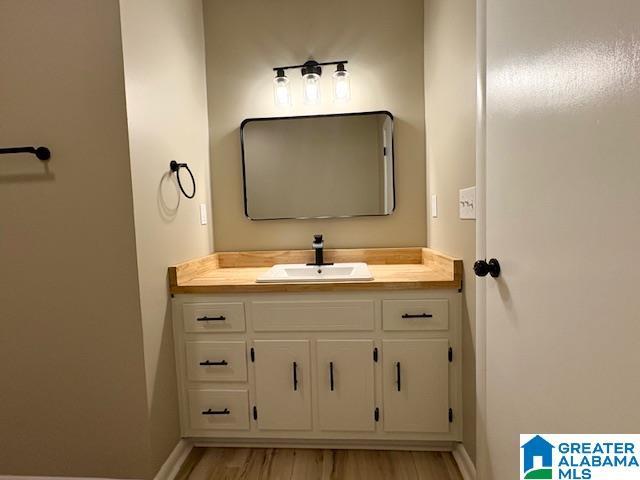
[{"x1": 168, "y1": 247, "x2": 462, "y2": 294}]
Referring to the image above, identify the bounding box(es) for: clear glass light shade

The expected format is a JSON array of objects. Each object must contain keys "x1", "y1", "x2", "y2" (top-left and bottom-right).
[
  {"x1": 332, "y1": 70, "x2": 350, "y2": 102},
  {"x1": 273, "y1": 75, "x2": 291, "y2": 106},
  {"x1": 302, "y1": 73, "x2": 321, "y2": 104}
]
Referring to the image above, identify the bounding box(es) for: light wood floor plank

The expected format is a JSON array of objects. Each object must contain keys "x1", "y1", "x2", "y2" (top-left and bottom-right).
[
  {"x1": 209, "y1": 448, "x2": 250, "y2": 480},
  {"x1": 290, "y1": 448, "x2": 323, "y2": 480},
  {"x1": 367, "y1": 449, "x2": 395, "y2": 479},
  {"x1": 183, "y1": 448, "x2": 223, "y2": 480},
  {"x1": 174, "y1": 447, "x2": 206, "y2": 480},
  {"x1": 320, "y1": 449, "x2": 334, "y2": 480},
  {"x1": 185, "y1": 447, "x2": 463, "y2": 480},
  {"x1": 441, "y1": 452, "x2": 464, "y2": 480},
  {"x1": 411, "y1": 451, "x2": 449, "y2": 480},
  {"x1": 264, "y1": 448, "x2": 294, "y2": 480},
  {"x1": 327, "y1": 449, "x2": 348, "y2": 480},
  {"x1": 340, "y1": 450, "x2": 361, "y2": 480},
  {"x1": 236, "y1": 448, "x2": 268, "y2": 479}
]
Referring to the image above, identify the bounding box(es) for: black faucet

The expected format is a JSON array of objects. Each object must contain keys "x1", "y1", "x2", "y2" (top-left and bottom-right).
[{"x1": 307, "y1": 234, "x2": 333, "y2": 267}]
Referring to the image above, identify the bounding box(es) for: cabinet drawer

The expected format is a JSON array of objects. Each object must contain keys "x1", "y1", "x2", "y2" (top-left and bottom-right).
[
  {"x1": 251, "y1": 300, "x2": 374, "y2": 332},
  {"x1": 187, "y1": 389, "x2": 249, "y2": 431},
  {"x1": 185, "y1": 341, "x2": 247, "y2": 382},
  {"x1": 183, "y1": 302, "x2": 245, "y2": 333},
  {"x1": 382, "y1": 299, "x2": 448, "y2": 331}
]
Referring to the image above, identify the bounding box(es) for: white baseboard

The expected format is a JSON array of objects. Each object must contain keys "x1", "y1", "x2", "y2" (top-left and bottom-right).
[
  {"x1": 0, "y1": 441, "x2": 192, "y2": 480},
  {"x1": 192, "y1": 438, "x2": 455, "y2": 451},
  {"x1": 153, "y1": 439, "x2": 193, "y2": 480},
  {"x1": 452, "y1": 443, "x2": 476, "y2": 480}
]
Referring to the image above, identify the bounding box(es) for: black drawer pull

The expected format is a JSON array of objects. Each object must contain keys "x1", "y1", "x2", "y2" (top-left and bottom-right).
[
  {"x1": 201, "y1": 408, "x2": 230, "y2": 415},
  {"x1": 293, "y1": 361, "x2": 298, "y2": 391},
  {"x1": 197, "y1": 315, "x2": 226, "y2": 321},
  {"x1": 396, "y1": 362, "x2": 401, "y2": 392},
  {"x1": 401, "y1": 313, "x2": 433, "y2": 319},
  {"x1": 199, "y1": 360, "x2": 228, "y2": 366},
  {"x1": 329, "y1": 361, "x2": 334, "y2": 391}
]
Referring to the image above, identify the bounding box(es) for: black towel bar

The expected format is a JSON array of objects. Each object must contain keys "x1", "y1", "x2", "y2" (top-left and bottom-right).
[{"x1": 0, "y1": 146, "x2": 51, "y2": 161}]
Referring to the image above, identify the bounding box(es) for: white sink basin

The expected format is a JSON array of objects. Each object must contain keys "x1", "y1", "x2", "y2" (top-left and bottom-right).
[{"x1": 256, "y1": 262, "x2": 374, "y2": 283}]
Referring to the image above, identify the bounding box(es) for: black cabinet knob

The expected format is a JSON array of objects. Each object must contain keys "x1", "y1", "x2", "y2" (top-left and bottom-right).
[{"x1": 474, "y1": 258, "x2": 501, "y2": 278}]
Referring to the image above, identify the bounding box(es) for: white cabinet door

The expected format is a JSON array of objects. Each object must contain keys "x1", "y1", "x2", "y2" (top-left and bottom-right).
[
  {"x1": 382, "y1": 339, "x2": 449, "y2": 433},
  {"x1": 253, "y1": 340, "x2": 311, "y2": 430},
  {"x1": 316, "y1": 340, "x2": 375, "y2": 432}
]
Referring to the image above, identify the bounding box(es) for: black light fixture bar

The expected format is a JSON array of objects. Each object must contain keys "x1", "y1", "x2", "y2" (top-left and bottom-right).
[
  {"x1": 271, "y1": 59, "x2": 351, "y2": 105},
  {"x1": 0, "y1": 146, "x2": 51, "y2": 161},
  {"x1": 273, "y1": 60, "x2": 348, "y2": 72}
]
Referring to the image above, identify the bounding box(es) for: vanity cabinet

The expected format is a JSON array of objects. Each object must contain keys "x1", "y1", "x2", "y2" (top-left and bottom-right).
[{"x1": 172, "y1": 289, "x2": 461, "y2": 447}]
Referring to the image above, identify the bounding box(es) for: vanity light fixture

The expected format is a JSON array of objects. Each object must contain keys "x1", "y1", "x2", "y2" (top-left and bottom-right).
[
  {"x1": 273, "y1": 68, "x2": 291, "y2": 106},
  {"x1": 301, "y1": 61, "x2": 322, "y2": 104},
  {"x1": 332, "y1": 63, "x2": 350, "y2": 102},
  {"x1": 272, "y1": 59, "x2": 349, "y2": 105}
]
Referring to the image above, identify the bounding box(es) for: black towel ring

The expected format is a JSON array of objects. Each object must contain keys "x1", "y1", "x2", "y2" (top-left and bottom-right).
[{"x1": 169, "y1": 160, "x2": 196, "y2": 199}]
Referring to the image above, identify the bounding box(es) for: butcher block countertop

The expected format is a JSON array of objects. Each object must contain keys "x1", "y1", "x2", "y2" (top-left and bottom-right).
[{"x1": 169, "y1": 247, "x2": 462, "y2": 294}]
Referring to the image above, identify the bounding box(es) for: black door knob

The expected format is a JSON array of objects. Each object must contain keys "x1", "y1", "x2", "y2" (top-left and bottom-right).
[{"x1": 474, "y1": 258, "x2": 501, "y2": 278}]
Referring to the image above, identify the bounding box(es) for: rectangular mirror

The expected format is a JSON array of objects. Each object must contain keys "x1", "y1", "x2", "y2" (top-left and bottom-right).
[{"x1": 241, "y1": 111, "x2": 395, "y2": 220}]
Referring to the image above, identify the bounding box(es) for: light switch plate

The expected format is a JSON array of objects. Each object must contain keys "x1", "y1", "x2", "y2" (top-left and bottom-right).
[
  {"x1": 431, "y1": 194, "x2": 438, "y2": 218},
  {"x1": 459, "y1": 186, "x2": 476, "y2": 219},
  {"x1": 199, "y1": 203, "x2": 208, "y2": 225}
]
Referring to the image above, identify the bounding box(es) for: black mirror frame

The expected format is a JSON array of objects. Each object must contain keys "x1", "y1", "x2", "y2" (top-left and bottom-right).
[{"x1": 239, "y1": 110, "x2": 396, "y2": 221}]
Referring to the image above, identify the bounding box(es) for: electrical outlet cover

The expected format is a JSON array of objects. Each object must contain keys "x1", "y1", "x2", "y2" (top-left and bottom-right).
[{"x1": 459, "y1": 187, "x2": 476, "y2": 219}]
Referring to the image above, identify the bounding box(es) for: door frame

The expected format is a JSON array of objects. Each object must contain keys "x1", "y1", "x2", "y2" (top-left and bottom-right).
[{"x1": 475, "y1": 0, "x2": 488, "y2": 478}]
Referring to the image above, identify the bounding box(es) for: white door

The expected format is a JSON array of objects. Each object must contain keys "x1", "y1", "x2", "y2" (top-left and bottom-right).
[
  {"x1": 382, "y1": 339, "x2": 449, "y2": 433},
  {"x1": 253, "y1": 340, "x2": 311, "y2": 430},
  {"x1": 316, "y1": 340, "x2": 375, "y2": 432},
  {"x1": 480, "y1": 1, "x2": 640, "y2": 478}
]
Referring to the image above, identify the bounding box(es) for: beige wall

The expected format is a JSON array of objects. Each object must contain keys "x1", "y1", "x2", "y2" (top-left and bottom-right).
[
  {"x1": 424, "y1": 0, "x2": 477, "y2": 463},
  {"x1": 204, "y1": 0, "x2": 426, "y2": 251},
  {"x1": 0, "y1": 1, "x2": 212, "y2": 477},
  {"x1": 0, "y1": 1, "x2": 151, "y2": 477},
  {"x1": 119, "y1": 0, "x2": 212, "y2": 475}
]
